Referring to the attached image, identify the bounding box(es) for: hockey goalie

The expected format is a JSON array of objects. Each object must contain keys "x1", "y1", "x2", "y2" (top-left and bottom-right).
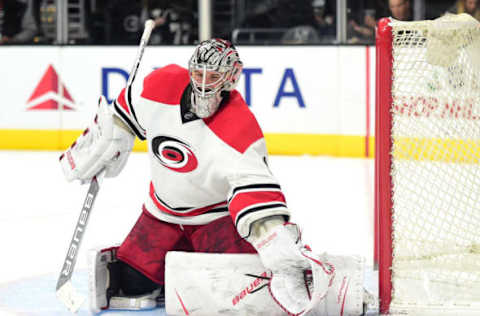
[{"x1": 60, "y1": 38, "x2": 368, "y2": 315}]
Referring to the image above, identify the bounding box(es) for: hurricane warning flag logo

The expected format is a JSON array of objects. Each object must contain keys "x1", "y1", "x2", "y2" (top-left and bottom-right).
[{"x1": 26, "y1": 65, "x2": 76, "y2": 110}]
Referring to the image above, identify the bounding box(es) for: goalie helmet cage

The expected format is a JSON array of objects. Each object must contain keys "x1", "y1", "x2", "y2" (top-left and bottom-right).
[{"x1": 375, "y1": 14, "x2": 480, "y2": 316}]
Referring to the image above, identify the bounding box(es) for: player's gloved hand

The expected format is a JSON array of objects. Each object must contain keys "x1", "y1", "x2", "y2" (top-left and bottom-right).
[
  {"x1": 248, "y1": 218, "x2": 335, "y2": 315},
  {"x1": 59, "y1": 96, "x2": 135, "y2": 183}
]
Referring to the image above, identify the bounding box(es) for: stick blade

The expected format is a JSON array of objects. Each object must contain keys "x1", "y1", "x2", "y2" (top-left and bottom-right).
[{"x1": 56, "y1": 281, "x2": 85, "y2": 313}]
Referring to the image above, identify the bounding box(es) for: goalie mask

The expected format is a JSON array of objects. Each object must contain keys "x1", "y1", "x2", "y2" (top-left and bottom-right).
[{"x1": 188, "y1": 38, "x2": 243, "y2": 118}]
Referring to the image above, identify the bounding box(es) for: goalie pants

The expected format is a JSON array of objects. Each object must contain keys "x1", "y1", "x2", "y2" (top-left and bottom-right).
[{"x1": 117, "y1": 207, "x2": 256, "y2": 285}]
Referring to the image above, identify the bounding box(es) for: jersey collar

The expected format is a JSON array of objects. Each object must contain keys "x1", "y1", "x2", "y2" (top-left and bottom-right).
[
  {"x1": 180, "y1": 84, "x2": 200, "y2": 123},
  {"x1": 180, "y1": 84, "x2": 231, "y2": 124}
]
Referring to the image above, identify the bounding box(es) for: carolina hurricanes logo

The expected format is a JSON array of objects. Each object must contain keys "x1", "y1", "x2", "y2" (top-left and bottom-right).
[{"x1": 152, "y1": 136, "x2": 198, "y2": 173}]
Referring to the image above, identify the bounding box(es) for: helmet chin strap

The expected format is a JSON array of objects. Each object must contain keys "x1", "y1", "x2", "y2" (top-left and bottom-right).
[{"x1": 190, "y1": 90, "x2": 222, "y2": 118}]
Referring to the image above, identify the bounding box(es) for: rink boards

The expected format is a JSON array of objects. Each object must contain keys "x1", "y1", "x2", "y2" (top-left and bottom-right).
[{"x1": 0, "y1": 45, "x2": 376, "y2": 157}]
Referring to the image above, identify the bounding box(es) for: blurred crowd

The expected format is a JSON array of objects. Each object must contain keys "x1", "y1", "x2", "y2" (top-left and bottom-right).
[
  {"x1": 0, "y1": 0, "x2": 479, "y2": 45},
  {"x1": 0, "y1": 0, "x2": 196, "y2": 45}
]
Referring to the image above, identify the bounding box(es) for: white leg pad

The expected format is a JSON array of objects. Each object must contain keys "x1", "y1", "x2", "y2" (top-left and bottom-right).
[
  {"x1": 165, "y1": 252, "x2": 285, "y2": 316},
  {"x1": 164, "y1": 251, "x2": 365, "y2": 316},
  {"x1": 88, "y1": 246, "x2": 162, "y2": 314},
  {"x1": 88, "y1": 246, "x2": 118, "y2": 313},
  {"x1": 310, "y1": 253, "x2": 365, "y2": 316}
]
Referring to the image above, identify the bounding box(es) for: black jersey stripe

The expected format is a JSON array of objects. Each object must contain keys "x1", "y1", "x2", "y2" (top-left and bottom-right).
[
  {"x1": 144, "y1": 205, "x2": 229, "y2": 218},
  {"x1": 154, "y1": 191, "x2": 228, "y2": 214},
  {"x1": 154, "y1": 192, "x2": 190, "y2": 211},
  {"x1": 229, "y1": 184, "x2": 282, "y2": 201},
  {"x1": 113, "y1": 100, "x2": 146, "y2": 140},
  {"x1": 234, "y1": 203, "x2": 287, "y2": 227},
  {"x1": 205, "y1": 207, "x2": 229, "y2": 214},
  {"x1": 125, "y1": 84, "x2": 146, "y2": 133}
]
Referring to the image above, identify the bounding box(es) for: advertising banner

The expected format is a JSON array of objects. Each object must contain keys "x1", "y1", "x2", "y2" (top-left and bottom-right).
[{"x1": 0, "y1": 46, "x2": 375, "y2": 156}]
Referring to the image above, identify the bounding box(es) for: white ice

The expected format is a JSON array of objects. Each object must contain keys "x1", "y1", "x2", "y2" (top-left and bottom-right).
[{"x1": 0, "y1": 151, "x2": 376, "y2": 315}]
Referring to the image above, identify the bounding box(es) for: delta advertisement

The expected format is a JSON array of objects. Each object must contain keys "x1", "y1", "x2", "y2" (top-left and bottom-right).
[{"x1": 0, "y1": 46, "x2": 375, "y2": 156}]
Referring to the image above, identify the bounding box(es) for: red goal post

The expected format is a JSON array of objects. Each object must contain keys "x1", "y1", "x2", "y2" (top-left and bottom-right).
[
  {"x1": 375, "y1": 14, "x2": 480, "y2": 316},
  {"x1": 375, "y1": 17, "x2": 394, "y2": 315}
]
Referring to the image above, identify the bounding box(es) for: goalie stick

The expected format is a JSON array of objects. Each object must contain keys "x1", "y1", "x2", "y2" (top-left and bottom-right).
[
  {"x1": 56, "y1": 170, "x2": 105, "y2": 312},
  {"x1": 55, "y1": 19, "x2": 156, "y2": 313}
]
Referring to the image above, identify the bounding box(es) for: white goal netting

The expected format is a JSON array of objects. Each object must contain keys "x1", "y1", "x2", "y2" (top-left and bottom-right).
[{"x1": 388, "y1": 13, "x2": 480, "y2": 314}]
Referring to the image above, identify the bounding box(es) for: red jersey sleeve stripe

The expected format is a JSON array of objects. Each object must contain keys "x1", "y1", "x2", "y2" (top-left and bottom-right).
[
  {"x1": 113, "y1": 87, "x2": 146, "y2": 140},
  {"x1": 228, "y1": 191, "x2": 287, "y2": 219},
  {"x1": 116, "y1": 88, "x2": 129, "y2": 114}
]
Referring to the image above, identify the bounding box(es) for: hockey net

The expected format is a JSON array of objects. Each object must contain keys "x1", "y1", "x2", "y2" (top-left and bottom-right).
[{"x1": 375, "y1": 14, "x2": 480, "y2": 315}]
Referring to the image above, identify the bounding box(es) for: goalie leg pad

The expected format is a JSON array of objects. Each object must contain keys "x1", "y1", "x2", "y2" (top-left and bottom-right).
[
  {"x1": 165, "y1": 251, "x2": 365, "y2": 316},
  {"x1": 310, "y1": 253, "x2": 365, "y2": 316},
  {"x1": 88, "y1": 246, "x2": 118, "y2": 312},
  {"x1": 88, "y1": 246, "x2": 163, "y2": 314},
  {"x1": 165, "y1": 251, "x2": 286, "y2": 316}
]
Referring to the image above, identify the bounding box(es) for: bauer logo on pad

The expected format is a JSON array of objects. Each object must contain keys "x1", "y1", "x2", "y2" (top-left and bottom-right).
[{"x1": 26, "y1": 64, "x2": 76, "y2": 111}]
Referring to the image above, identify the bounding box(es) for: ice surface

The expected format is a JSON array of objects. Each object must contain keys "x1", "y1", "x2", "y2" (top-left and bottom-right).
[{"x1": 0, "y1": 151, "x2": 377, "y2": 315}]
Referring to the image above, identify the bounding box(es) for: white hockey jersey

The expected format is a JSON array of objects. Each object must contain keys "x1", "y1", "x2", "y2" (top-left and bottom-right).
[{"x1": 113, "y1": 64, "x2": 290, "y2": 237}]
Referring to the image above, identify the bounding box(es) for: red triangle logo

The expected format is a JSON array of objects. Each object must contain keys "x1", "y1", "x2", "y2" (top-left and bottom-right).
[{"x1": 26, "y1": 65, "x2": 76, "y2": 110}]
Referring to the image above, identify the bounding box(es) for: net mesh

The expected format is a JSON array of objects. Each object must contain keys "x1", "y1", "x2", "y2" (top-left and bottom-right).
[{"x1": 389, "y1": 13, "x2": 480, "y2": 310}]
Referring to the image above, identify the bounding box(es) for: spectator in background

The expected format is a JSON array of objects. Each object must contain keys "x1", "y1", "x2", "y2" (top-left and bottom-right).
[
  {"x1": 281, "y1": 25, "x2": 320, "y2": 43},
  {"x1": 241, "y1": 0, "x2": 319, "y2": 44},
  {"x1": 277, "y1": 0, "x2": 320, "y2": 43},
  {"x1": 276, "y1": 0, "x2": 317, "y2": 29},
  {"x1": 243, "y1": 0, "x2": 316, "y2": 30},
  {"x1": 447, "y1": 0, "x2": 480, "y2": 20},
  {"x1": 0, "y1": 0, "x2": 4, "y2": 39},
  {"x1": 142, "y1": 0, "x2": 194, "y2": 45},
  {"x1": 348, "y1": 8, "x2": 376, "y2": 43},
  {"x1": 311, "y1": 0, "x2": 335, "y2": 42},
  {"x1": 0, "y1": 0, "x2": 38, "y2": 44},
  {"x1": 106, "y1": 0, "x2": 143, "y2": 44},
  {"x1": 389, "y1": 0, "x2": 413, "y2": 21}
]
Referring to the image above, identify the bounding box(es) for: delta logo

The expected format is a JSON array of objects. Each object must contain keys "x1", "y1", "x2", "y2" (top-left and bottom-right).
[{"x1": 26, "y1": 64, "x2": 76, "y2": 111}]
